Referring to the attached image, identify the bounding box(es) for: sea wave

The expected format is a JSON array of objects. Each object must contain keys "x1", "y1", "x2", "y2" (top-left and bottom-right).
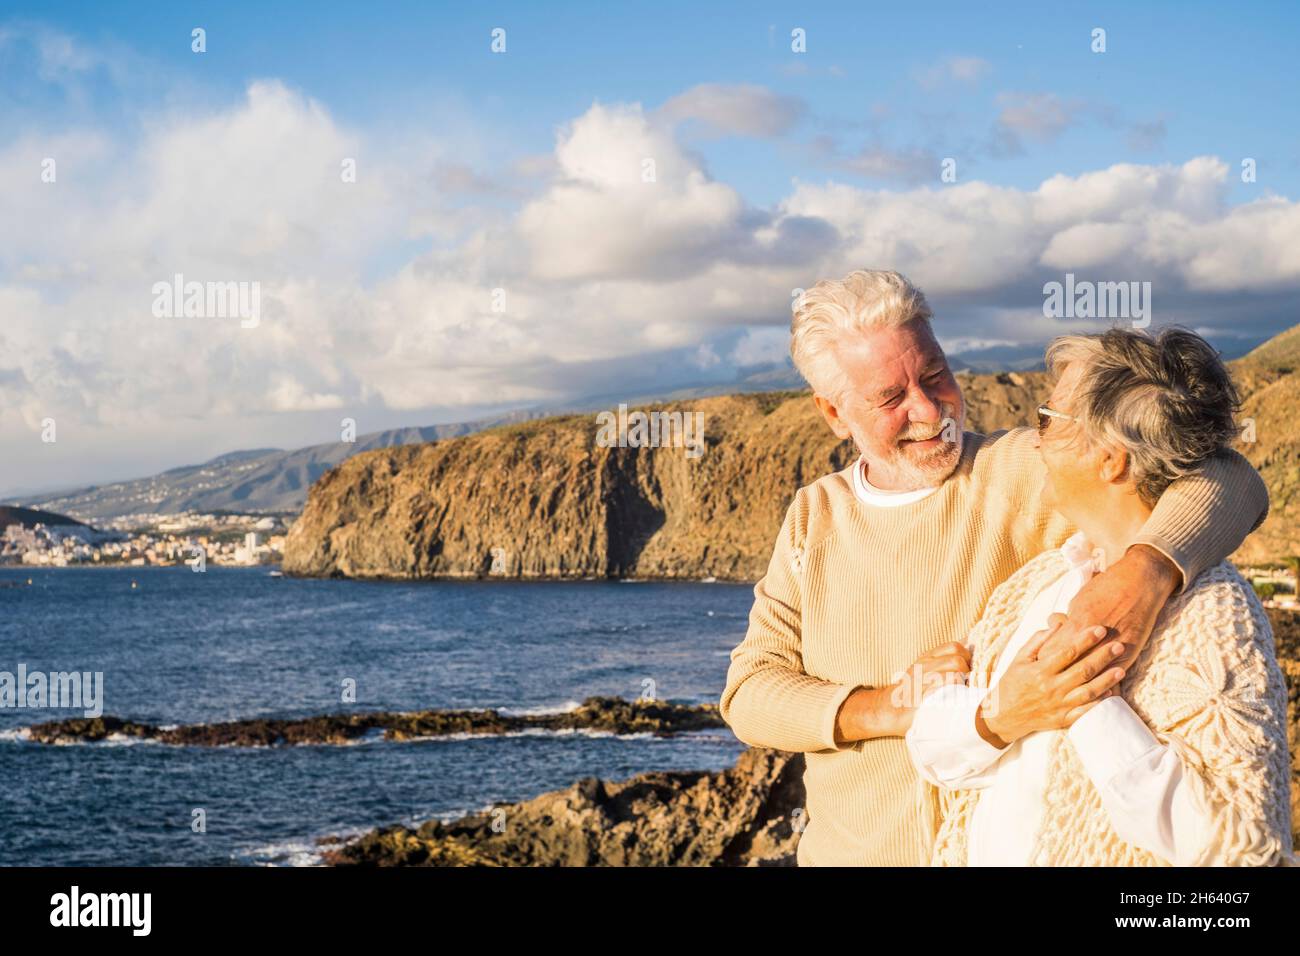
[
  {"x1": 4, "y1": 723, "x2": 684, "y2": 748},
  {"x1": 244, "y1": 800, "x2": 518, "y2": 867},
  {"x1": 496, "y1": 700, "x2": 583, "y2": 717},
  {"x1": 237, "y1": 836, "x2": 332, "y2": 868},
  {"x1": 405, "y1": 727, "x2": 660, "y2": 743}
]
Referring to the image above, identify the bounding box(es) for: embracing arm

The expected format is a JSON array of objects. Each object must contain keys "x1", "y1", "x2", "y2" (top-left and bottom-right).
[
  {"x1": 1133, "y1": 446, "x2": 1269, "y2": 593},
  {"x1": 906, "y1": 682, "x2": 1007, "y2": 790},
  {"x1": 720, "y1": 494, "x2": 967, "y2": 751},
  {"x1": 990, "y1": 427, "x2": 1269, "y2": 666},
  {"x1": 995, "y1": 427, "x2": 1268, "y2": 590},
  {"x1": 1062, "y1": 446, "x2": 1268, "y2": 674},
  {"x1": 903, "y1": 554, "x2": 1073, "y2": 791}
]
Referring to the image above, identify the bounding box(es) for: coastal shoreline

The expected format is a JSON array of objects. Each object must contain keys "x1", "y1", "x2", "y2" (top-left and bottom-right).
[{"x1": 318, "y1": 608, "x2": 1300, "y2": 867}]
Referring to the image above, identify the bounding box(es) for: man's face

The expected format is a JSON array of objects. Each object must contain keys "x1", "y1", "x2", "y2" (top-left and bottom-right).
[{"x1": 815, "y1": 319, "x2": 966, "y2": 491}]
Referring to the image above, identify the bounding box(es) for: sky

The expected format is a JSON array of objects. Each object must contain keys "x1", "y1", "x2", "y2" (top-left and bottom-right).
[{"x1": 2, "y1": 1, "x2": 1299, "y2": 495}]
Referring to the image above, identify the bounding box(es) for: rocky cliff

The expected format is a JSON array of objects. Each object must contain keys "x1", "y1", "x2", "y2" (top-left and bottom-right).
[
  {"x1": 1227, "y1": 327, "x2": 1300, "y2": 564},
  {"x1": 283, "y1": 372, "x2": 1047, "y2": 580},
  {"x1": 25, "y1": 696, "x2": 724, "y2": 746},
  {"x1": 283, "y1": 328, "x2": 1300, "y2": 579}
]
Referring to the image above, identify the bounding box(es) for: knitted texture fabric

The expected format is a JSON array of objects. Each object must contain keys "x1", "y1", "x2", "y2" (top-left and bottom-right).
[{"x1": 931, "y1": 550, "x2": 1294, "y2": 867}]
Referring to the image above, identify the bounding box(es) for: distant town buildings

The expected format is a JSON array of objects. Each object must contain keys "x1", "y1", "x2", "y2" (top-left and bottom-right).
[
  {"x1": 0, "y1": 512, "x2": 291, "y2": 568},
  {"x1": 1243, "y1": 564, "x2": 1300, "y2": 610}
]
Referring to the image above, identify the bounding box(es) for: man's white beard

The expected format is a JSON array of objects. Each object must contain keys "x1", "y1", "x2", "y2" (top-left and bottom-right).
[{"x1": 869, "y1": 404, "x2": 965, "y2": 491}]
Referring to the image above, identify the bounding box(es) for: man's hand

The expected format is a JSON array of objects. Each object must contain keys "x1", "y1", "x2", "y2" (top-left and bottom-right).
[
  {"x1": 887, "y1": 642, "x2": 972, "y2": 736},
  {"x1": 833, "y1": 642, "x2": 971, "y2": 744},
  {"x1": 976, "y1": 617, "x2": 1126, "y2": 747},
  {"x1": 1044, "y1": 543, "x2": 1181, "y2": 672},
  {"x1": 894, "y1": 642, "x2": 972, "y2": 711}
]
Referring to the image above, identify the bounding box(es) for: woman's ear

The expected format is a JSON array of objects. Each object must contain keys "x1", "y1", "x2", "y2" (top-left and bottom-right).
[
  {"x1": 1097, "y1": 444, "x2": 1129, "y2": 484},
  {"x1": 814, "y1": 394, "x2": 854, "y2": 440}
]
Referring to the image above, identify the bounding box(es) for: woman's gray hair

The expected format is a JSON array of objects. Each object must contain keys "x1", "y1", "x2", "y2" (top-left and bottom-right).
[{"x1": 1045, "y1": 326, "x2": 1242, "y2": 506}]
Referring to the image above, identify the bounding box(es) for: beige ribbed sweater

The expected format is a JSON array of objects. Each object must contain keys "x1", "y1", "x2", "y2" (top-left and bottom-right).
[
  {"x1": 931, "y1": 550, "x2": 1292, "y2": 866},
  {"x1": 719, "y1": 427, "x2": 1268, "y2": 866}
]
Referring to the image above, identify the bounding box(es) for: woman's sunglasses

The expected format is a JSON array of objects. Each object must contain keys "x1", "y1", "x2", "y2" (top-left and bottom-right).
[{"x1": 1036, "y1": 404, "x2": 1078, "y2": 437}]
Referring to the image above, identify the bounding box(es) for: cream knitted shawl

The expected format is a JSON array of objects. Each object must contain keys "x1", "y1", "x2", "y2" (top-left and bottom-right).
[{"x1": 930, "y1": 549, "x2": 1294, "y2": 867}]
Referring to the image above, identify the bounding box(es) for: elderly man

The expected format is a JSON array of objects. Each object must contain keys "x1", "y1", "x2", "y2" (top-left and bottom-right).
[{"x1": 718, "y1": 269, "x2": 1268, "y2": 866}]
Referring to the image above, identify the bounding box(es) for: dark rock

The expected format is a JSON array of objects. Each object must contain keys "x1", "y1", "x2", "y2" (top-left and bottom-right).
[
  {"x1": 321, "y1": 746, "x2": 805, "y2": 867},
  {"x1": 24, "y1": 696, "x2": 725, "y2": 747}
]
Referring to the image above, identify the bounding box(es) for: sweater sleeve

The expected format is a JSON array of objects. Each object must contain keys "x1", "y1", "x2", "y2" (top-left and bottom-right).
[
  {"x1": 983, "y1": 429, "x2": 1268, "y2": 594},
  {"x1": 1114, "y1": 574, "x2": 1293, "y2": 866},
  {"x1": 719, "y1": 492, "x2": 860, "y2": 754},
  {"x1": 1134, "y1": 448, "x2": 1269, "y2": 594}
]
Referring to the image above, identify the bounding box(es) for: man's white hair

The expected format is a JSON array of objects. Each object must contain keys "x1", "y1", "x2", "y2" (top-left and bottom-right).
[{"x1": 790, "y1": 269, "x2": 933, "y2": 403}]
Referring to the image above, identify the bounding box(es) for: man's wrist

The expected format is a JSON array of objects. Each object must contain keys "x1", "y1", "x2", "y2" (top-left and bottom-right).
[
  {"x1": 835, "y1": 685, "x2": 905, "y2": 743},
  {"x1": 1124, "y1": 542, "x2": 1182, "y2": 597}
]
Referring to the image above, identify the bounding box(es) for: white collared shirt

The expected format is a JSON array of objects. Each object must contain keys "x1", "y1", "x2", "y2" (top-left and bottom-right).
[{"x1": 905, "y1": 532, "x2": 1216, "y2": 866}]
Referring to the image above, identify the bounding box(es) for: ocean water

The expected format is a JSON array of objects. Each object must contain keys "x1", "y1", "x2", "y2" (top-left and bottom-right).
[{"x1": 0, "y1": 567, "x2": 752, "y2": 866}]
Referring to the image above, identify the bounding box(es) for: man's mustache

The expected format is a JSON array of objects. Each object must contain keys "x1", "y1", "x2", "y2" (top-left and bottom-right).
[{"x1": 898, "y1": 405, "x2": 960, "y2": 443}]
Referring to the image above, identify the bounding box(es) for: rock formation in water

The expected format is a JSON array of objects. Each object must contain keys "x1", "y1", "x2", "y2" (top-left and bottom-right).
[
  {"x1": 321, "y1": 745, "x2": 805, "y2": 867},
  {"x1": 24, "y1": 696, "x2": 723, "y2": 747}
]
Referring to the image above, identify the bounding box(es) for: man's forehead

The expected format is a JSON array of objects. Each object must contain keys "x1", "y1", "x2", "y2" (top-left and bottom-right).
[{"x1": 838, "y1": 325, "x2": 946, "y2": 372}]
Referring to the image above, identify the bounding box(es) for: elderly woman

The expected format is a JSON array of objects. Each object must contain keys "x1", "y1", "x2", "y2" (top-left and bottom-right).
[{"x1": 906, "y1": 326, "x2": 1292, "y2": 866}]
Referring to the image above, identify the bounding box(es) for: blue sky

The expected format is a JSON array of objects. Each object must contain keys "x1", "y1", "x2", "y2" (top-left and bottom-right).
[
  {"x1": 2, "y1": 1, "x2": 1299, "y2": 493},
  {"x1": 14, "y1": 1, "x2": 1298, "y2": 201}
]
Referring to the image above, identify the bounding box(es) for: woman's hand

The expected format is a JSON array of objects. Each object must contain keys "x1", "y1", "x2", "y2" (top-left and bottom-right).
[{"x1": 975, "y1": 613, "x2": 1126, "y2": 748}]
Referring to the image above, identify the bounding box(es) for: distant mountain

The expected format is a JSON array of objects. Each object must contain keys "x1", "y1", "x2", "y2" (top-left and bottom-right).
[
  {"x1": 0, "y1": 505, "x2": 88, "y2": 529},
  {"x1": 5, "y1": 413, "x2": 543, "y2": 523},
  {"x1": 946, "y1": 343, "x2": 1047, "y2": 374},
  {"x1": 2, "y1": 367, "x2": 812, "y2": 523}
]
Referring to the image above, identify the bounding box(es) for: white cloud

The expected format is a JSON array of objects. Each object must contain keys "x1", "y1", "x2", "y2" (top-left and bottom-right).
[
  {"x1": 992, "y1": 92, "x2": 1086, "y2": 154},
  {"x1": 842, "y1": 145, "x2": 940, "y2": 185},
  {"x1": 785, "y1": 156, "x2": 1300, "y2": 303},
  {"x1": 515, "y1": 102, "x2": 749, "y2": 281},
  {"x1": 915, "y1": 55, "x2": 991, "y2": 90},
  {"x1": 1040, "y1": 222, "x2": 1143, "y2": 269},
  {"x1": 658, "y1": 83, "x2": 806, "y2": 138},
  {"x1": 4, "y1": 69, "x2": 1300, "y2": 491},
  {"x1": 730, "y1": 326, "x2": 792, "y2": 367}
]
